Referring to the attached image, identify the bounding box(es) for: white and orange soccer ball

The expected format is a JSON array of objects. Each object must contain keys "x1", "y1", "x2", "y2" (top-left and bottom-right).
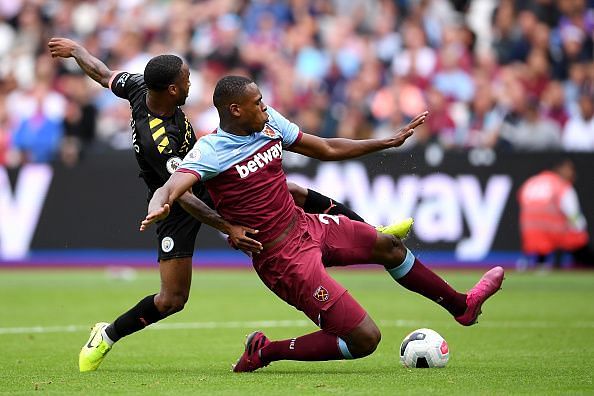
[{"x1": 399, "y1": 328, "x2": 449, "y2": 368}]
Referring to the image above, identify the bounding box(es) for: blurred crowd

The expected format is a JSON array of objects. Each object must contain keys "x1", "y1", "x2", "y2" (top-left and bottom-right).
[{"x1": 0, "y1": 0, "x2": 593, "y2": 167}]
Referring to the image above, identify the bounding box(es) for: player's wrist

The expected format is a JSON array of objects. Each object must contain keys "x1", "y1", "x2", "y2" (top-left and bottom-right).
[
  {"x1": 218, "y1": 221, "x2": 232, "y2": 235},
  {"x1": 381, "y1": 138, "x2": 395, "y2": 149},
  {"x1": 70, "y1": 45, "x2": 82, "y2": 57}
]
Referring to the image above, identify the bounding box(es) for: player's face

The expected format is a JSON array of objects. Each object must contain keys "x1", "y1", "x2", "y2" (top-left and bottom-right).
[
  {"x1": 174, "y1": 63, "x2": 191, "y2": 106},
  {"x1": 240, "y1": 83, "x2": 269, "y2": 134}
]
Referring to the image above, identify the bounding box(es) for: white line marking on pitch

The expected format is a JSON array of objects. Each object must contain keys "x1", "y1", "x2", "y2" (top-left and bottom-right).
[{"x1": 0, "y1": 319, "x2": 593, "y2": 335}]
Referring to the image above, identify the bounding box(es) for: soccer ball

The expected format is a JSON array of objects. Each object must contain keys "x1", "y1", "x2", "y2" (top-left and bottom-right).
[{"x1": 399, "y1": 328, "x2": 449, "y2": 368}]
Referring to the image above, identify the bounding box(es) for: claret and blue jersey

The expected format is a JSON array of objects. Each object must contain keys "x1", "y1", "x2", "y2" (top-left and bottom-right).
[{"x1": 177, "y1": 107, "x2": 303, "y2": 243}]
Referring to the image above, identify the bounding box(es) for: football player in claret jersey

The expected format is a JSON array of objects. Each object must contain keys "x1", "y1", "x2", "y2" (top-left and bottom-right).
[
  {"x1": 48, "y1": 38, "x2": 412, "y2": 372},
  {"x1": 143, "y1": 76, "x2": 505, "y2": 372}
]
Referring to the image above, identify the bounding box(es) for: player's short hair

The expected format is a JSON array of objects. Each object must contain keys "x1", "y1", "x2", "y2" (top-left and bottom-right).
[
  {"x1": 213, "y1": 75, "x2": 254, "y2": 109},
  {"x1": 144, "y1": 55, "x2": 183, "y2": 91}
]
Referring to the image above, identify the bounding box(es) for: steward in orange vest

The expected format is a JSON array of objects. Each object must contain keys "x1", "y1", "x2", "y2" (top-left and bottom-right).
[{"x1": 518, "y1": 160, "x2": 589, "y2": 256}]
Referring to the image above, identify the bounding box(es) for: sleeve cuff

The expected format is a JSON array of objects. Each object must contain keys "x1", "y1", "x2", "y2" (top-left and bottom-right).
[
  {"x1": 177, "y1": 168, "x2": 202, "y2": 181},
  {"x1": 287, "y1": 131, "x2": 303, "y2": 149},
  {"x1": 108, "y1": 71, "x2": 124, "y2": 90}
]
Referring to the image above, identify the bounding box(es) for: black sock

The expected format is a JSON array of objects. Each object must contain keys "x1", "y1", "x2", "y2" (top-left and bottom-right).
[
  {"x1": 303, "y1": 189, "x2": 365, "y2": 222},
  {"x1": 105, "y1": 294, "x2": 165, "y2": 342}
]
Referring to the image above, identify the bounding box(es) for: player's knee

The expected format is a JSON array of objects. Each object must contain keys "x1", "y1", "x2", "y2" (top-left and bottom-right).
[
  {"x1": 156, "y1": 292, "x2": 188, "y2": 315},
  {"x1": 354, "y1": 326, "x2": 382, "y2": 357},
  {"x1": 372, "y1": 234, "x2": 407, "y2": 266},
  {"x1": 363, "y1": 326, "x2": 382, "y2": 355}
]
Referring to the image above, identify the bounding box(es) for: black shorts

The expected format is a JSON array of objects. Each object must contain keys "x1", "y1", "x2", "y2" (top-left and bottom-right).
[{"x1": 155, "y1": 188, "x2": 214, "y2": 261}]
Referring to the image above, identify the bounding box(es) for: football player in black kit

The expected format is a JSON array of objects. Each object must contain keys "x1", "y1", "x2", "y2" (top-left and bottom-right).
[{"x1": 48, "y1": 37, "x2": 413, "y2": 372}]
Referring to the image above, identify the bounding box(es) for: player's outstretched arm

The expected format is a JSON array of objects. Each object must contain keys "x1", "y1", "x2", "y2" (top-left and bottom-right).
[
  {"x1": 48, "y1": 37, "x2": 114, "y2": 88},
  {"x1": 289, "y1": 111, "x2": 428, "y2": 161}
]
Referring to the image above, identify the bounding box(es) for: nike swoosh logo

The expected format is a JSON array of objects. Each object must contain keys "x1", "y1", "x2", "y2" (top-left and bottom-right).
[{"x1": 86, "y1": 328, "x2": 100, "y2": 348}]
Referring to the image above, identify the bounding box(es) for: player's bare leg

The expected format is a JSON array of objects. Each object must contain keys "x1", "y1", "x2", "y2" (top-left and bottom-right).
[
  {"x1": 154, "y1": 257, "x2": 193, "y2": 315},
  {"x1": 337, "y1": 315, "x2": 381, "y2": 357},
  {"x1": 79, "y1": 257, "x2": 192, "y2": 372}
]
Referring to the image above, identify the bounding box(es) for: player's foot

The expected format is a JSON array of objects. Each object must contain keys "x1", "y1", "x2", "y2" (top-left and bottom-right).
[
  {"x1": 455, "y1": 266, "x2": 505, "y2": 326},
  {"x1": 79, "y1": 322, "x2": 112, "y2": 372},
  {"x1": 376, "y1": 217, "x2": 414, "y2": 240},
  {"x1": 232, "y1": 331, "x2": 271, "y2": 373}
]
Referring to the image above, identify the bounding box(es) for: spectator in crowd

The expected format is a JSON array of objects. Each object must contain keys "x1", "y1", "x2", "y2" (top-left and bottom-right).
[
  {"x1": 370, "y1": 4, "x2": 401, "y2": 66},
  {"x1": 203, "y1": 14, "x2": 243, "y2": 73},
  {"x1": 371, "y1": 76, "x2": 426, "y2": 124},
  {"x1": 432, "y1": 43, "x2": 475, "y2": 102},
  {"x1": 541, "y1": 80, "x2": 569, "y2": 128},
  {"x1": 553, "y1": 0, "x2": 594, "y2": 80},
  {"x1": 564, "y1": 62, "x2": 590, "y2": 115},
  {"x1": 6, "y1": 54, "x2": 65, "y2": 164},
  {"x1": 456, "y1": 85, "x2": 503, "y2": 149},
  {"x1": 518, "y1": 158, "x2": 594, "y2": 268},
  {"x1": 492, "y1": 0, "x2": 530, "y2": 64},
  {"x1": 392, "y1": 21, "x2": 437, "y2": 85},
  {"x1": 520, "y1": 48, "x2": 552, "y2": 99},
  {"x1": 0, "y1": 0, "x2": 591, "y2": 157},
  {"x1": 562, "y1": 88, "x2": 594, "y2": 151},
  {"x1": 58, "y1": 73, "x2": 98, "y2": 166},
  {"x1": 499, "y1": 96, "x2": 561, "y2": 151},
  {"x1": 423, "y1": 87, "x2": 457, "y2": 148}
]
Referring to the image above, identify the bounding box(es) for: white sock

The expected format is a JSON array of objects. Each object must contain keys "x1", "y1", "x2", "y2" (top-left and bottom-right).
[{"x1": 101, "y1": 327, "x2": 115, "y2": 346}]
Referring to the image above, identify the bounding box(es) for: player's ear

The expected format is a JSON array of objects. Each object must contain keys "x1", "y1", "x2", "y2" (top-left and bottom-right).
[
  {"x1": 229, "y1": 103, "x2": 240, "y2": 117},
  {"x1": 168, "y1": 84, "x2": 177, "y2": 96}
]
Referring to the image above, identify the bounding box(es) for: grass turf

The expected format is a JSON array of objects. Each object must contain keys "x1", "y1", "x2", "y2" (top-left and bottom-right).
[{"x1": 1, "y1": 268, "x2": 593, "y2": 395}]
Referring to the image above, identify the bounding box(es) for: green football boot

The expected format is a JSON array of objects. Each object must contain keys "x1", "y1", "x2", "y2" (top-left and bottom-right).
[
  {"x1": 376, "y1": 217, "x2": 414, "y2": 240},
  {"x1": 79, "y1": 322, "x2": 112, "y2": 372}
]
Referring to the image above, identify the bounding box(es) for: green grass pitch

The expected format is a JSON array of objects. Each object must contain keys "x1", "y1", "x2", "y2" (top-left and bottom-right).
[{"x1": 1, "y1": 268, "x2": 593, "y2": 395}]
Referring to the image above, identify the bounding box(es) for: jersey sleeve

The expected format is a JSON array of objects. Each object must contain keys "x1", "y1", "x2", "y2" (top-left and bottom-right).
[
  {"x1": 177, "y1": 137, "x2": 220, "y2": 182},
  {"x1": 110, "y1": 72, "x2": 145, "y2": 102},
  {"x1": 266, "y1": 106, "x2": 302, "y2": 148}
]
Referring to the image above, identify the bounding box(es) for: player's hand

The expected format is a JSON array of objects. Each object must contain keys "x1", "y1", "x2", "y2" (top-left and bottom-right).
[
  {"x1": 140, "y1": 204, "x2": 171, "y2": 231},
  {"x1": 389, "y1": 111, "x2": 429, "y2": 147},
  {"x1": 47, "y1": 37, "x2": 79, "y2": 58},
  {"x1": 227, "y1": 225, "x2": 263, "y2": 254}
]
